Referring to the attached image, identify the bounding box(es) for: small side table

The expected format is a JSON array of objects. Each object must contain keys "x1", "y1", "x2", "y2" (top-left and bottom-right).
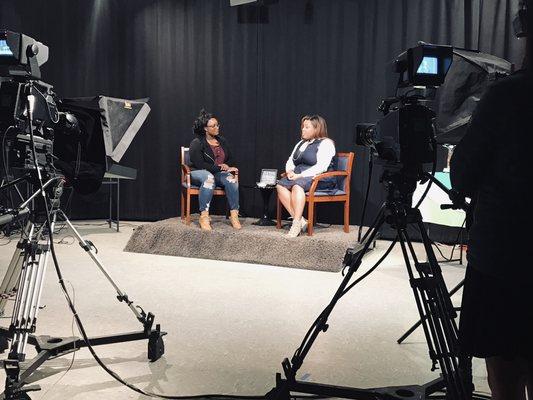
[
  {"x1": 252, "y1": 185, "x2": 276, "y2": 226},
  {"x1": 102, "y1": 165, "x2": 137, "y2": 232}
]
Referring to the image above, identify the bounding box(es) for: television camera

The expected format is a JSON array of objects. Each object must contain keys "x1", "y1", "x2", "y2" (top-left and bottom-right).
[
  {"x1": 0, "y1": 31, "x2": 163, "y2": 400},
  {"x1": 355, "y1": 43, "x2": 453, "y2": 171}
]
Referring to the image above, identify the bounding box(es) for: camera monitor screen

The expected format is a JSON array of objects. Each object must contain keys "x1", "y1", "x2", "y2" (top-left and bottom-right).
[
  {"x1": 0, "y1": 40, "x2": 13, "y2": 56},
  {"x1": 417, "y1": 56, "x2": 438, "y2": 75}
]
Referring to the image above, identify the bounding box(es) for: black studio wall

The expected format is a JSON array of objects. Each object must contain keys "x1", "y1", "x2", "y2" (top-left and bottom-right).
[{"x1": 0, "y1": 0, "x2": 524, "y2": 223}]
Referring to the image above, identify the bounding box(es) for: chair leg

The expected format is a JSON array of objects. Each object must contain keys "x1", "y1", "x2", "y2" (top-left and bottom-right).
[
  {"x1": 181, "y1": 190, "x2": 185, "y2": 221},
  {"x1": 344, "y1": 200, "x2": 350, "y2": 233},
  {"x1": 276, "y1": 197, "x2": 282, "y2": 229},
  {"x1": 186, "y1": 191, "x2": 191, "y2": 225},
  {"x1": 307, "y1": 201, "x2": 314, "y2": 236}
]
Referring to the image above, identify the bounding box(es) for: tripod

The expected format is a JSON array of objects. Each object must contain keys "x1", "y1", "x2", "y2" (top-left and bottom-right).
[
  {"x1": 267, "y1": 170, "x2": 487, "y2": 400},
  {"x1": 397, "y1": 174, "x2": 469, "y2": 345},
  {"x1": 0, "y1": 177, "x2": 166, "y2": 400}
]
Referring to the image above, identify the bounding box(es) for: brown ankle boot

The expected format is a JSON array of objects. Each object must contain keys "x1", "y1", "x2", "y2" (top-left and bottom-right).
[
  {"x1": 199, "y1": 211, "x2": 212, "y2": 231},
  {"x1": 229, "y1": 210, "x2": 242, "y2": 230}
]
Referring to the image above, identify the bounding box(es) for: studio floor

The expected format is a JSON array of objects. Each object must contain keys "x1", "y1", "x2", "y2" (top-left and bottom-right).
[{"x1": 0, "y1": 221, "x2": 489, "y2": 399}]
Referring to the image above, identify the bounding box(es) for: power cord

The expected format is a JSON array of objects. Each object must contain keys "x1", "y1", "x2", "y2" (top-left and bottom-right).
[
  {"x1": 357, "y1": 151, "x2": 374, "y2": 243},
  {"x1": 430, "y1": 217, "x2": 466, "y2": 262},
  {"x1": 38, "y1": 280, "x2": 77, "y2": 400}
]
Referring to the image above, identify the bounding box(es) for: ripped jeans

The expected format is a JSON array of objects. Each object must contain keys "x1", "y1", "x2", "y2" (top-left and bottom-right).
[{"x1": 190, "y1": 169, "x2": 239, "y2": 212}]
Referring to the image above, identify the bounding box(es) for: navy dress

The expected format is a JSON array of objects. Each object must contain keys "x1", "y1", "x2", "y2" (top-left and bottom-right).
[{"x1": 278, "y1": 139, "x2": 336, "y2": 192}]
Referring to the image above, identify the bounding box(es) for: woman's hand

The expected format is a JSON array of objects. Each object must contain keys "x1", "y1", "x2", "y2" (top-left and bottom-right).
[
  {"x1": 286, "y1": 170, "x2": 295, "y2": 179},
  {"x1": 219, "y1": 163, "x2": 230, "y2": 171},
  {"x1": 288, "y1": 173, "x2": 301, "y2": 181},
  {"x1": 227, "y1": 167, "x2": 239, "y2": 173}
]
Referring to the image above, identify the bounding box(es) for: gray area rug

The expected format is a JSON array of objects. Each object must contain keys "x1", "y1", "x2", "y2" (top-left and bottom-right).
[{"x1": 124, "y1": 216, "x2": 359, "y2": 272}]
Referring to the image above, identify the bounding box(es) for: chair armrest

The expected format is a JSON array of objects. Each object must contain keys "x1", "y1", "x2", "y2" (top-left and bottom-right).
[
  {"x1": 181, "y1": 164, "x2": 191, "y2": 185},
  {"x1": 308, "y1": 171, "x2": 347, "y2": 196},
  {"x1": 312, "y1": 171, "x2": 347, "y2": 180}
]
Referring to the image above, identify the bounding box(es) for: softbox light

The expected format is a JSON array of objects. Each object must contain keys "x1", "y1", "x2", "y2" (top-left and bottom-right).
[
  {"x1": 98, "y1": 96, "x2": 150, "y2": 163},
  {"x1": 56, "y1": 96, "x2": 150, "y2": 194},
  {"x1": 433, "y1": 49, "x2": 513, "y2": 145}
]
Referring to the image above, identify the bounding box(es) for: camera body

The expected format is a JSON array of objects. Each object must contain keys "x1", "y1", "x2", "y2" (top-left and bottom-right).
[
  {"x1": 356, "y1": 103, "x2": 435, "y2": 168},
  {"x1": 0, "y1": 78, "x2": 60, "y2": 173},
  {"x1": 0, "y1": 30, "x2": 61, "y2": 175},
  {"x1": 355, "y1": 43, "x2": 453, "y2": 171}
]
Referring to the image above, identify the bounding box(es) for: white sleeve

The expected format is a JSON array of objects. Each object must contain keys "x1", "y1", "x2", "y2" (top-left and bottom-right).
[
  {"x1": 299, "y1": 139, "x2": 336, "y2": 178},
  {"x1": 285, "y1": 141, "x2": 302, "y2": 172}
]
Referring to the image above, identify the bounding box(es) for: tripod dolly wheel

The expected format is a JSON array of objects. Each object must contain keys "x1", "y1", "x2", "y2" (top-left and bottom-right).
[{"x1": 148, "y1": 324, "x2": 166, "y2": 362}]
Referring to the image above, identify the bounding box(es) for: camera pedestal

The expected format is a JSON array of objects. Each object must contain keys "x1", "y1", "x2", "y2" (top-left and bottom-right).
[{"x1": 0, "y1": 185, "x2": 166, "y2": 400}]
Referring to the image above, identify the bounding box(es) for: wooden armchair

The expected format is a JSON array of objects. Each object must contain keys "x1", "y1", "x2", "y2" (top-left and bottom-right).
[
  {"x1": 276, "y1": 152, "x2": 355, "y2": 236},
  {"x1": 180, "y1": 146, "x2": 237, "y2": 225}
]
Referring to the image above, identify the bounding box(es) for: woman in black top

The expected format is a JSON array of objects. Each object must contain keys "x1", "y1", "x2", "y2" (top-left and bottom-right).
[{"x1": 188, "y1": 110, "x2": 241, "y2": 231}]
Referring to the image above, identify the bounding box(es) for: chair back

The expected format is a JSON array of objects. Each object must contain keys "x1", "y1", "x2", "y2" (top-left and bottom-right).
[
  {"x1": 335, "y1": 152, "x2": 354, "y2": 192},
  {"x1": 181, "y1": 146, "x2": 191, "y2": 166}
]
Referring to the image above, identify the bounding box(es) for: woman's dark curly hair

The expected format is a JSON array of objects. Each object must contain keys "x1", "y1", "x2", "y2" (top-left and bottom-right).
[{"x1": 192, "y1": 109, "x2": 215, "y2": 136}]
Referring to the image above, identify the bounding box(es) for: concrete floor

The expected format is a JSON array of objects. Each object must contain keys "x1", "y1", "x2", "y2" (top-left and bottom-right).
[{"x1": 0, "y1": 221, "x2": 490, "y2": 399}]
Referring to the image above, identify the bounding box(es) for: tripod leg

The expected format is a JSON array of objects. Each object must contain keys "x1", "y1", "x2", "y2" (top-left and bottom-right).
[
  {"x1": 398, "y1": 228, "x2": 465, "y2": 399},
  {"x1": 449, "y1": 280, "x2": 464, "y2": 297},
  {"x1": 1, "y1": 225, "x2": 35, "y2": 355},
  {"x1": 286, "y1": 210, "x2": 386, "y2": 378},
  {"x1": 7, "y1": 218, "x2": 53, "y2": 362},
  {"x1": 2, "y1": 218, "x2": 50, "y2": 398},
  {"x1": 19, "y1": 223, "x2": 53, "y2": 357},
  {"x1": 414, "y1": 222, "x2": 472, "y2": 398},
  {"x1": 396, "y1": 314, "x2": 427, "y2": 344},
  {"x1": 0, "y1": 224, "x2": 33, "y2": 316},
  {"x1": 57, "y1": 211, "x2": 145, "y2": 323},
  {"x1": 9, "y1": 247, "x2": 34, "y2": 361},
  {"x1": 396, "y1": 229, "x2": 442, "y2": 369},
  {"x1": 396, "y1": 218, "x2": 470, "y2": 399},
  {"x1": 359, "y1": 204, "x2": 385, "y2": 245},
  {"x1": 397, "y1": 279, "x2": 465, "y2": 344}
]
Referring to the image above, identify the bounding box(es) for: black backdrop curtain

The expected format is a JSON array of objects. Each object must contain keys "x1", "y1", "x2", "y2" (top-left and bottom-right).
[{"x1": 0, "y1": 0, "x2": 524, "y2": 223}]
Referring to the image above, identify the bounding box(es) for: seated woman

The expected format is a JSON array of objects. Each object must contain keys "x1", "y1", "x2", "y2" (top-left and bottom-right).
[
  {"x1": 189, "y1": 109, "x2": 241, "y2": 231},
  {"x1": 277, "y1": 114, "x2": 336, "y2": 238}
]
